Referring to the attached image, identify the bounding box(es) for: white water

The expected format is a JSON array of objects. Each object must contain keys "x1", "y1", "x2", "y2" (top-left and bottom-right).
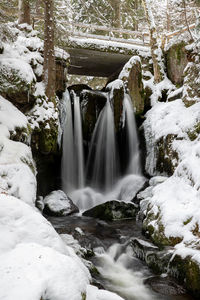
[
  {"x1": 62, "y1": 89, "x2": 145, "y2": 211},
  {"x1": 123, "y1": 94, "x2": 141, "y2": 175},
  {"x1": 86, "y1": 98, "x2": 119, "y2": 192},
  {"x1": 94, "y1": 243, "x2": 155, "y2": 300},
  {"x1": 73, "y1": 93, "x2": 85, "y2": 189},
  {"x1": 62, "y1": 92, "x2": 84, "y2": 192}
]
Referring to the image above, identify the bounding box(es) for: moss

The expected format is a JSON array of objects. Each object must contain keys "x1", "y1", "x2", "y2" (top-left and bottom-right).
[
  {"x1": 183, "y1": 217, "x2": 193, "y2": 226},
  {"x1": 169, "y1": 254, "x2": 200, "y2": 297},
  {"x1": 82, "y1": 293, "x2": 86, "y2": 300},
  {"x1": 187, "y1": 123, "x2": 200, "y2": 141}
]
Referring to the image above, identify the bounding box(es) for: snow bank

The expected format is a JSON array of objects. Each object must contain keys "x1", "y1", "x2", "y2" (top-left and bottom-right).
[
  {"x1": 0, "y1": 194, "x2": 91, "y2": 300},
  {"x1": 142, "y1": 93, "x2": 200, "y2": 250},
  {"x1": 0, "y1": 96, "x2": 36, "y2": 204},
  {"x1": 0, "y1": 243, "x2": 89, "y2": 300}
]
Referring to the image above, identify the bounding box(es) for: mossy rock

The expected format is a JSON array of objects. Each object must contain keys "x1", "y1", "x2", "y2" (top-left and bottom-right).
[
  {"x1": 119, "y1": 57, "x2": 145, "y2": 115},
  {"x1": 83, "y1": 200, "x2": 137, "y2": 221},
  {"x1": 143, "y1": 205, "x2": 183, "y2": 248},
  {"x1": 182, "y1": 58, "x2": 200, "y2": 107},
  {"x1": 0, "y1": 59, "x2": 36, "y2": 112},
  {"x1": 187, "y1": 122, "x2": 200, "y2": 141},
  {"x1": 169, "y1": 254, "x2": 200, "y2": 297},
  {"x1": 156, "y1": 134, "x2": 179, "y2": 176},
  {"x1": 166, "y1": 41, "x2": 188, "y2": 86},
  {"x1": 10, "y1": 124, "x2": 32, "y2": 145}
]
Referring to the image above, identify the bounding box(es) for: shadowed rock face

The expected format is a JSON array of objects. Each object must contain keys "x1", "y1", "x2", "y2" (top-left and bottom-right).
[{"x1": 166, "y1": 41, "x2": 188, "y2": 86}]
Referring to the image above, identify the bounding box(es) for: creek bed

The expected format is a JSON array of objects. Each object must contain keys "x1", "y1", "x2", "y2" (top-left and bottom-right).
[{"x1": 46, "y1": 215, "x2": 195, "y2": 300}]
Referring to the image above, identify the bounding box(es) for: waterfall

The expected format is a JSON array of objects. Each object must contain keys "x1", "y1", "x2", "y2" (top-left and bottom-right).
[
  {"x1": 61, "y1": 91, "x2": 84, "y2": 193},
  {"x1": 73, "y1": 93, "x2": 84, "y2": 189},
  {"x1": 86, "y1": 97, "x2": 119, "y2": 192},
  {"x1": 123, "y1": 94, "x2": 141, "y2": 175},
  {"x1": 61, "y1": 87, "x2": 144, "y2": 210}
]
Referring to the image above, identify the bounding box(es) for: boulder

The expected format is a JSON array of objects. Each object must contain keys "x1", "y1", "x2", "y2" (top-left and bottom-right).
[
  {"x1": 106, "y1": 79, "x2": 124, "y2": 132},
  {"x1": 166, "y1": 41, "x2": 188, "y2": 86},
  {"x1": 83, "y1": 200, "x2": 137, "y2": 221},
  {"x1": 119, "y1": 56, "x2": 145, "y2": 115},
  {"x1": 43, "y1": 190, "x2": 79, "y2": 216},
  {"x1": 0, "y1": 58, "x2": 36, "y2": 112},
  {"x1": 81, "y1": 89, "x2": 107, "y2": 142}
]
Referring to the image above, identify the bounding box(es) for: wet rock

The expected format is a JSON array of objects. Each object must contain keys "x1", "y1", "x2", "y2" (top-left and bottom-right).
[
  {"x1": 81, "y1": 89, "x2": 107, "y2": 142},
  {"x1": 145, "y1": 276, "x2": 186, "y2": 295},
  {"x1": 68, "y1": 84, "x2": 92, "y2": 97},
  {"x1": 106, "y1": 79, "x2": 124, "y2": 132},
  {"x1": 119, "y1": 56, "x2": 145, "y2": 115},
  {"x1": 43, "y1": 190, "x2": 79, "y2": 216},
  {"x1": 166, "y1": 41, "x2": 188, "y2": 86},
  {"x1": 55, "y1": 58, "x2": 67, "y2": 96},
  {"x1": 83, "y1": 200, "x2": 137, "y2": 221},
  {"x1": 169, "y1": 254, "x2": 200, "y2": 298},
  {"x1": 131, "y1": 238, "x2": 173, "y2": 274}
]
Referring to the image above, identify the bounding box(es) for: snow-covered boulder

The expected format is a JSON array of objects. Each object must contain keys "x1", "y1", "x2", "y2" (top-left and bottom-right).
[
  {"x1": 0, "y1": 57, "x2": 36, "y2": 109},
  {"x1": 0, "y1": 96, "x2": 36, "y2": 204},
  {"x1": 43, "y1": 190, "x2": 79, "y2": 216},
  {"x1": 0, "y1": 194, "x2": 90, "y2": 300}
]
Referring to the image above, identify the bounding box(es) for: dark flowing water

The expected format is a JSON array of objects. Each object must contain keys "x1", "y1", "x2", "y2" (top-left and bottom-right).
[{"x1": 46, "y1": 215, "x2": 195, "y2": 300}]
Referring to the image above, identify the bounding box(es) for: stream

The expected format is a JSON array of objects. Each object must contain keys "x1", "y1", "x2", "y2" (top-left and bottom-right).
[{"x1": 46, "y1": 215, "x2": 195, "y2": 300}]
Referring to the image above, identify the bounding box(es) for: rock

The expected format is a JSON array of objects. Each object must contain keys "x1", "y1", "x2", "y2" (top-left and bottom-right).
[
  {"x1": 131, "y1": 238, "x2": 173, "y2": 274},
  {"x1": 106, "y1": 79, "x2": 124, "y2": 132},
  {"x1": 43, "y1": 190, "x2": 79, "y2": 216},
  {"x1": 0, "y1": 58, "x2": 36, "y2": 112},
  {"x1": 144, "y1": 276, "x2": 186, "y2": 295},
  {"x1": 182, "y1": 60, "x2": 200, "y2": 107},
  {"x1": 166, "y1": 41, "x2": 188, "y2": 86},
  {"x1": 81, "y1": 89, "x2": 107, "y2": 142},
  {"x1": 169, "y1": 254, "x2": 200, "y2": 298},
  {"x1": 119, "y1": 56, "x2": 145, "y2": 115},
  {"x1": 83, "y1": 200, "x2": 137, "y2": 221},
  {"x1": 55, "y1": 57, "x2": 68, "y2": 96},
  {"x1": 68, "y1": 84, "x2": 92, "y2": 97},
  {"x1": 156, "y1": 134, "x2": 179, "y2": 176},
  {"x1": 167, "y1": 87, "x2": 183, "y2": 102}
]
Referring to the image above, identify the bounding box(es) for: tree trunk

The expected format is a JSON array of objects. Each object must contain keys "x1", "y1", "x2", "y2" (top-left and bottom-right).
[
  {"x1": 183, "y1": 0, "x2": 194, "y2": 41},
  {"x1": 142, "y1": 0, "x2": 163, "y2": 83},
  {"x1": 18, "y1": 0, "x2": 31, "y2": 25},
  {"x1": 43, "y1": 0, "x2": 56, "y2": 100}
]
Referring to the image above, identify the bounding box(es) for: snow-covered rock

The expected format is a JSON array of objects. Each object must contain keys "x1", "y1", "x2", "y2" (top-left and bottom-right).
[
  {"x1": 86, "y1": 285, "x2": 124, "y2": 300},
  {"x1": 43, "y1": 190, "x2": 79, "y2": 216}
]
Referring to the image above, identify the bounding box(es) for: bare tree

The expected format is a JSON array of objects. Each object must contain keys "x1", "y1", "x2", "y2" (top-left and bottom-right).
[
  {"x1": 18, "y1": 0, "x2": 31, "y2": 25},
  {"x1": 43, "y1": 0, "x2": 56, "y2": 99},
  {"x1": 142, "y1": 0, "x2": 163, "y2": 83}
]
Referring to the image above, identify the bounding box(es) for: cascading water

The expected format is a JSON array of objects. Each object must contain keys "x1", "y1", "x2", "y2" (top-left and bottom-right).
[
  {"x1": 73, "y1": 93, "x2": 85, "y2": 189},
  {"x1": 123, "y1": 94, "x2": 141, "y2": 175},
  {"x1": 61, "y1": 91, "x2": 84, "y2": 192},
  {"x1": 61, "y1": 86, "x2": 145, "y2": 211},
  {"x1": 86, "y1": 97, "x2": 119, "y2": 191}
]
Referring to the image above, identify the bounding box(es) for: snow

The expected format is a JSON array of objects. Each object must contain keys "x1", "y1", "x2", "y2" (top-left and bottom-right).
[
  {"x1": 119, "y1": 56, "x2": 141, "y2": 80},
  {"x1": 143, "y1": 99, "x2": 200, "y2": 175},
  {"x1": 86, "y1": 285, "x2": 124, "y2": 300},
  {"x1": 43, "y1": 190, "x2": 78, "y2": 216},
  {"x1": 142, "y1": 91, "x2": 200, "y2": 252},
  {"x1": 0, "y1": 96, "x2": 36, "y2": 205},
  {"x1": 0, "y1": 194, "x2": 91, "y2": 300},
  {"x1": 0, "y1": 96, "x2": 28, "y2": 135},
  {"x1": 0, "y1": 243, "x2": 89, "y2": 300},
  {"x1": 68, "y1": 36, "x2": 150, "y2": 57}
]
